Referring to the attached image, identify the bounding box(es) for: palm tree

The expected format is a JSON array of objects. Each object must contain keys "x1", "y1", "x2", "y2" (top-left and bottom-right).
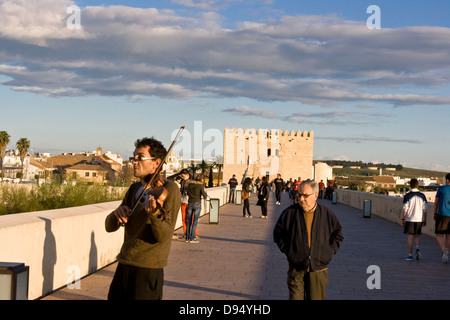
[
  {"x1": 197, "y1": 160, "x2": 209, "y2": 177},
  {"x1": 215, "y1": 155, "x2": 223, "y2": 186},
  {"x1": 208, "y1": 162, "x2": 214, "y2": 188},
  {"x1": 16, "y1": 138, "x2": 31, "y2": 182},
  {"x1": 189, "y1": 160, "x2": 196, "y2": 179},
  {"x1": 0, "y1": 131, "x2": 10, "y2": 182}
]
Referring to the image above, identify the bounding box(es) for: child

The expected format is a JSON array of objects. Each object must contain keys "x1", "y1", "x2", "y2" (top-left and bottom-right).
[
  {"x1": 402, "y1": 179, "x2": 428, "y2": 261},
  {"x1": 242, "y1": 183, "x2": 252, "y2": 218}
]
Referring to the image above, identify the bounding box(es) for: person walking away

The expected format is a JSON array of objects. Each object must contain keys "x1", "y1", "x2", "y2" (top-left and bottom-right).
[
  {"x1": 434, "y1": 173, "x2": 450, "y2": 263},
  {"x1": 318, "y1": 180, "x2": 325, "y2": 199},
  {"x1": 228, "y1": 174, "x2": 238, "y2": 203},
  {"x1": 273, "y1": 180, "x2": 343, "y2": 300},
  {"x1": 402, "y1": 179, "x2": 427, "y2": 261},
  {"x1": 105, "y1": 137, "x2": 181, "y2": 300},
  {"x1": 186, "y1": 174, "x2": 208, "y2": 243},
  {"x1": 292, "y1": 178, "x2": 302, "y2": 203},
  {"x1": 286, "y1": 178, "x2": 293, "y2": 201},
  {"x1": 273, "y1": 174, "x2": 284, "y2": 205},
  {"x1": 256, "y1": 176, "x2": 270, "y2": 219}
]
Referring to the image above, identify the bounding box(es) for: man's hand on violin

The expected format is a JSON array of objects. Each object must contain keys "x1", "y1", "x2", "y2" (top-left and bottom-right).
[
  {"x1": 113, "y1": 205, "x2": 131, "y2": 225},
  {"x1": 145, "y1": 195, "x2": 164, "y2": 216},
  {"x1": 114, "y1": 195, "x2": 164, "y2": 226}
]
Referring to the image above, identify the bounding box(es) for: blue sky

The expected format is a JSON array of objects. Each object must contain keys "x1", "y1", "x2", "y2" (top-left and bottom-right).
[{"x1": 1, "y1": 0, "x2": 449, "y2": 172}]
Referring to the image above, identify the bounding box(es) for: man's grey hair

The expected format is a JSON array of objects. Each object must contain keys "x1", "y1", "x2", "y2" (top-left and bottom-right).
[{"x1": 299, "y1": 179, "x2": 319, "y2": 194}]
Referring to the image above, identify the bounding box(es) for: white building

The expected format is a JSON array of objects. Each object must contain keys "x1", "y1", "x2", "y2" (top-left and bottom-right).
[
  {"x1": 418, "y1": 177, "x2": 440, "y2": 187},
  {"x1": 313, "y1": 162, "x2": 333, "y2": 184},
  {"x1": 163, "y1": 150, "x2": 181, "y2": 175}
]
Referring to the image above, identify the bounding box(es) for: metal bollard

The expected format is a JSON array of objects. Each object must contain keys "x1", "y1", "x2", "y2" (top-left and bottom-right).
[
  {"x1": 332, "y1": 192, "x2": 337, "y2": 204},
  {"x1": 209, "y1": 198, "x2": 220, "y2": 224},
  {"x1": 363, "y1": 199, "x2": 372, "y2": 218}
]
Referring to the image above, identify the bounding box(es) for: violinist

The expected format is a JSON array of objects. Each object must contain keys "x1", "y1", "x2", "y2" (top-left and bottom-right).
[{"x1": 105, "y1": 137, "x2": 181, "y2": 300}]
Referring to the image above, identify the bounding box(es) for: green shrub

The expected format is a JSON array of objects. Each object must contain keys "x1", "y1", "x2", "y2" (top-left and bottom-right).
[{"x1": 0, "y1": 183, "x2": 127, "y2": 215}]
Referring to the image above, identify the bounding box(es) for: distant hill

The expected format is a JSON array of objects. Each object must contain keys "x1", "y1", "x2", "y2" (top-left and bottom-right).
[
  {"x1": 314, "y1": 159, "x2": 401, "y2": 169},
  {"x1": 314, "y1": 160, "x2": 447, "y2": 180}
]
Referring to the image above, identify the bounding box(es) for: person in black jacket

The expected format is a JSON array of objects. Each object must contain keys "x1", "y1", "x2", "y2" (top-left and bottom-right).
[
  {"x1": 256, "y1": 176, "x2": 270, "y2": 219},
  {"x1": 228, "y1": 174, "x2": 238, "y2": 203},
  {"x1": 273, "y1": 180, "x2": 343, "y2": 300}
]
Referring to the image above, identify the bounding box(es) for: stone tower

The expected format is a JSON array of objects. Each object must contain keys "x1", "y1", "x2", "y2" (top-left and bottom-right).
[{"x1": 222, "y1": 127, "x2": 314, "y2": 184}]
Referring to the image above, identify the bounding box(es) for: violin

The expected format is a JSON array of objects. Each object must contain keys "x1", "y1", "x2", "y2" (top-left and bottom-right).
[
  {"x1": 122, "y1": 126, "x2": 185, "y2": 226},
  {"x1": 140, "y1": 174, "x2": 170, "y2": 221}
]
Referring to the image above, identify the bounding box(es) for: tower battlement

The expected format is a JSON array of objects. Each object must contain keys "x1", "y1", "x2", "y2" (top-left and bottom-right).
[
  {"x1": 224, "y1": 127, "x2": 313, "y2": 138},
  {"x1": 223, "y1": 127, "x2": 314, "y2": 184}
]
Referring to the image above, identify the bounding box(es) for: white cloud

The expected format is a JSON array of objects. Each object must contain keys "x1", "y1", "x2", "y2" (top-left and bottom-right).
[
  {"x1": 223, "y1": 105, "x2": 278, "y2": 118},
  {"x1": 331, "y1": 155, "x2": 352, "y2": 161},
  {"x1": 316, "y1": 135, "x2": 422, "y2": 144},
  {"x1": 171, "y1": 0, "x2": 272, "y2": 11},
  {"x1": 0, "y1": 0, "x2": 88, "y2": 45},
  {"x1": 0, "y1": 1, "x2": 450, "y2": 107},
  {"x1": 171, "y1": 0, "x2": 222, "y2": 10}
]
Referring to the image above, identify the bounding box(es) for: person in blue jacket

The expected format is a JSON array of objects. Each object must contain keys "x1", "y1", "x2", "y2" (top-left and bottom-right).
[{"x1": 434, "y1": 173, "x2": 450, "y2": 263}]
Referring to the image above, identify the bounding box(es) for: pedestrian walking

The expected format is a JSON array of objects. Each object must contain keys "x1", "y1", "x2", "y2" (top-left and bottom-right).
[
  {"x1": 272, "y1": 174, "x2": 284, "y2": 205},
  {"x1": 286, "y1": 178, "x2": 293, "y2": 200},
  {"x1": 179, "y1": 169, "x2": 199, "y2": 240},
  {"x1": 434, "y1": 173, "x2": 450, "y2": 263},
  {"x1": 318, "y1": 180, "x2": 325, "y2": 199},
  {"x1": 256, "y1": 176, "x2": 270, "y2": 219},
  {"x1": 228, "y1": 174, "x2": 238, "y2": 203},
  {"x1": 274, "y1": 180, "x2": 343, "y2": 300},
  {"x1": 402, "y1": 179, "x2": 427, "y2": 261},
  {"x1": 186, "y1": 174, "x2": 208, "y2": 243},
  {"x1": 292, "y1": 177, "x2": 302, "y2": 203}
]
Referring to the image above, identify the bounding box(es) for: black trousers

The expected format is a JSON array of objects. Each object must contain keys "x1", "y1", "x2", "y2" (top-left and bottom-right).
[
  {"x1": 243, "y1": 199, "x2": 251, "y2": 216},
  {"x1": 108, "y1": 263, "x2": 164, "y2": 300},
  {"x1": 261, "y1": 201, "x2": 268, "y2": 216},
  {"x1": 275, "y1": 189, "x2": 281, "y2": 202}
]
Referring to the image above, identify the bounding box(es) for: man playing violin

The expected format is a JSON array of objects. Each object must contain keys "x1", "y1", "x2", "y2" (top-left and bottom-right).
[{"x1": 105, "y1": 137, "x2": 181, "y2": 300}]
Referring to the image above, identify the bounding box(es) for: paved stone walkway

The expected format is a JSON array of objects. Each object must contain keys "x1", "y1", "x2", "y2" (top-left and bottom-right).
[{"x1": 42, "y1": 191, "x2": 450, "y2": 300}]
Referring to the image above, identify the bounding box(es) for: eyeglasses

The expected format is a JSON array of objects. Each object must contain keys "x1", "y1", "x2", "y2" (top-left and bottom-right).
[
  {"x1": 298, "y1": 193, "x2": 316, "y2": 198},
  {"x1": 129, "y1": 156, "x2": 157, "y2": 162}
]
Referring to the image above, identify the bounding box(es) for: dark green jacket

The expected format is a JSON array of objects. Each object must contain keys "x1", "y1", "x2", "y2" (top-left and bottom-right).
[
  {"x1": 186, "y1": 180, "x2": 208, "y2": 203},
  {"x1": 105, "y1": 179, "x2": 181, "y2": 269}
]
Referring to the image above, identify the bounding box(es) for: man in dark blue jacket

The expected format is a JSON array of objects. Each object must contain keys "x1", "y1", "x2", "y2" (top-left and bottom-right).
[{"x1": 274, "y1": 180, "x2": 343, "y2": 300}]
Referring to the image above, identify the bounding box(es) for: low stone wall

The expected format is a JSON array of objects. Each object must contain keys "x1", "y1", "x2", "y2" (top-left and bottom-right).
[
  {"x1": 0, "y1": 185, "x2": 228, "y2": 300},
  {"x1": 335, "y1": 189, "x2": 436, "y2": 237}
]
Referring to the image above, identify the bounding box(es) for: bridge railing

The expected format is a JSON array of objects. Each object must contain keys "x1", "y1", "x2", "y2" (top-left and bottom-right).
[{"x1": 335, "y1": 189, "x2": 436, "y2": 237}]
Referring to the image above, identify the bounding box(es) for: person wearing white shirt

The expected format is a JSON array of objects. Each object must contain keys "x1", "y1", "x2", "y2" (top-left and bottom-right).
[{"x1": 402, "y1": 178, "x2": 428, "y2": 261}]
